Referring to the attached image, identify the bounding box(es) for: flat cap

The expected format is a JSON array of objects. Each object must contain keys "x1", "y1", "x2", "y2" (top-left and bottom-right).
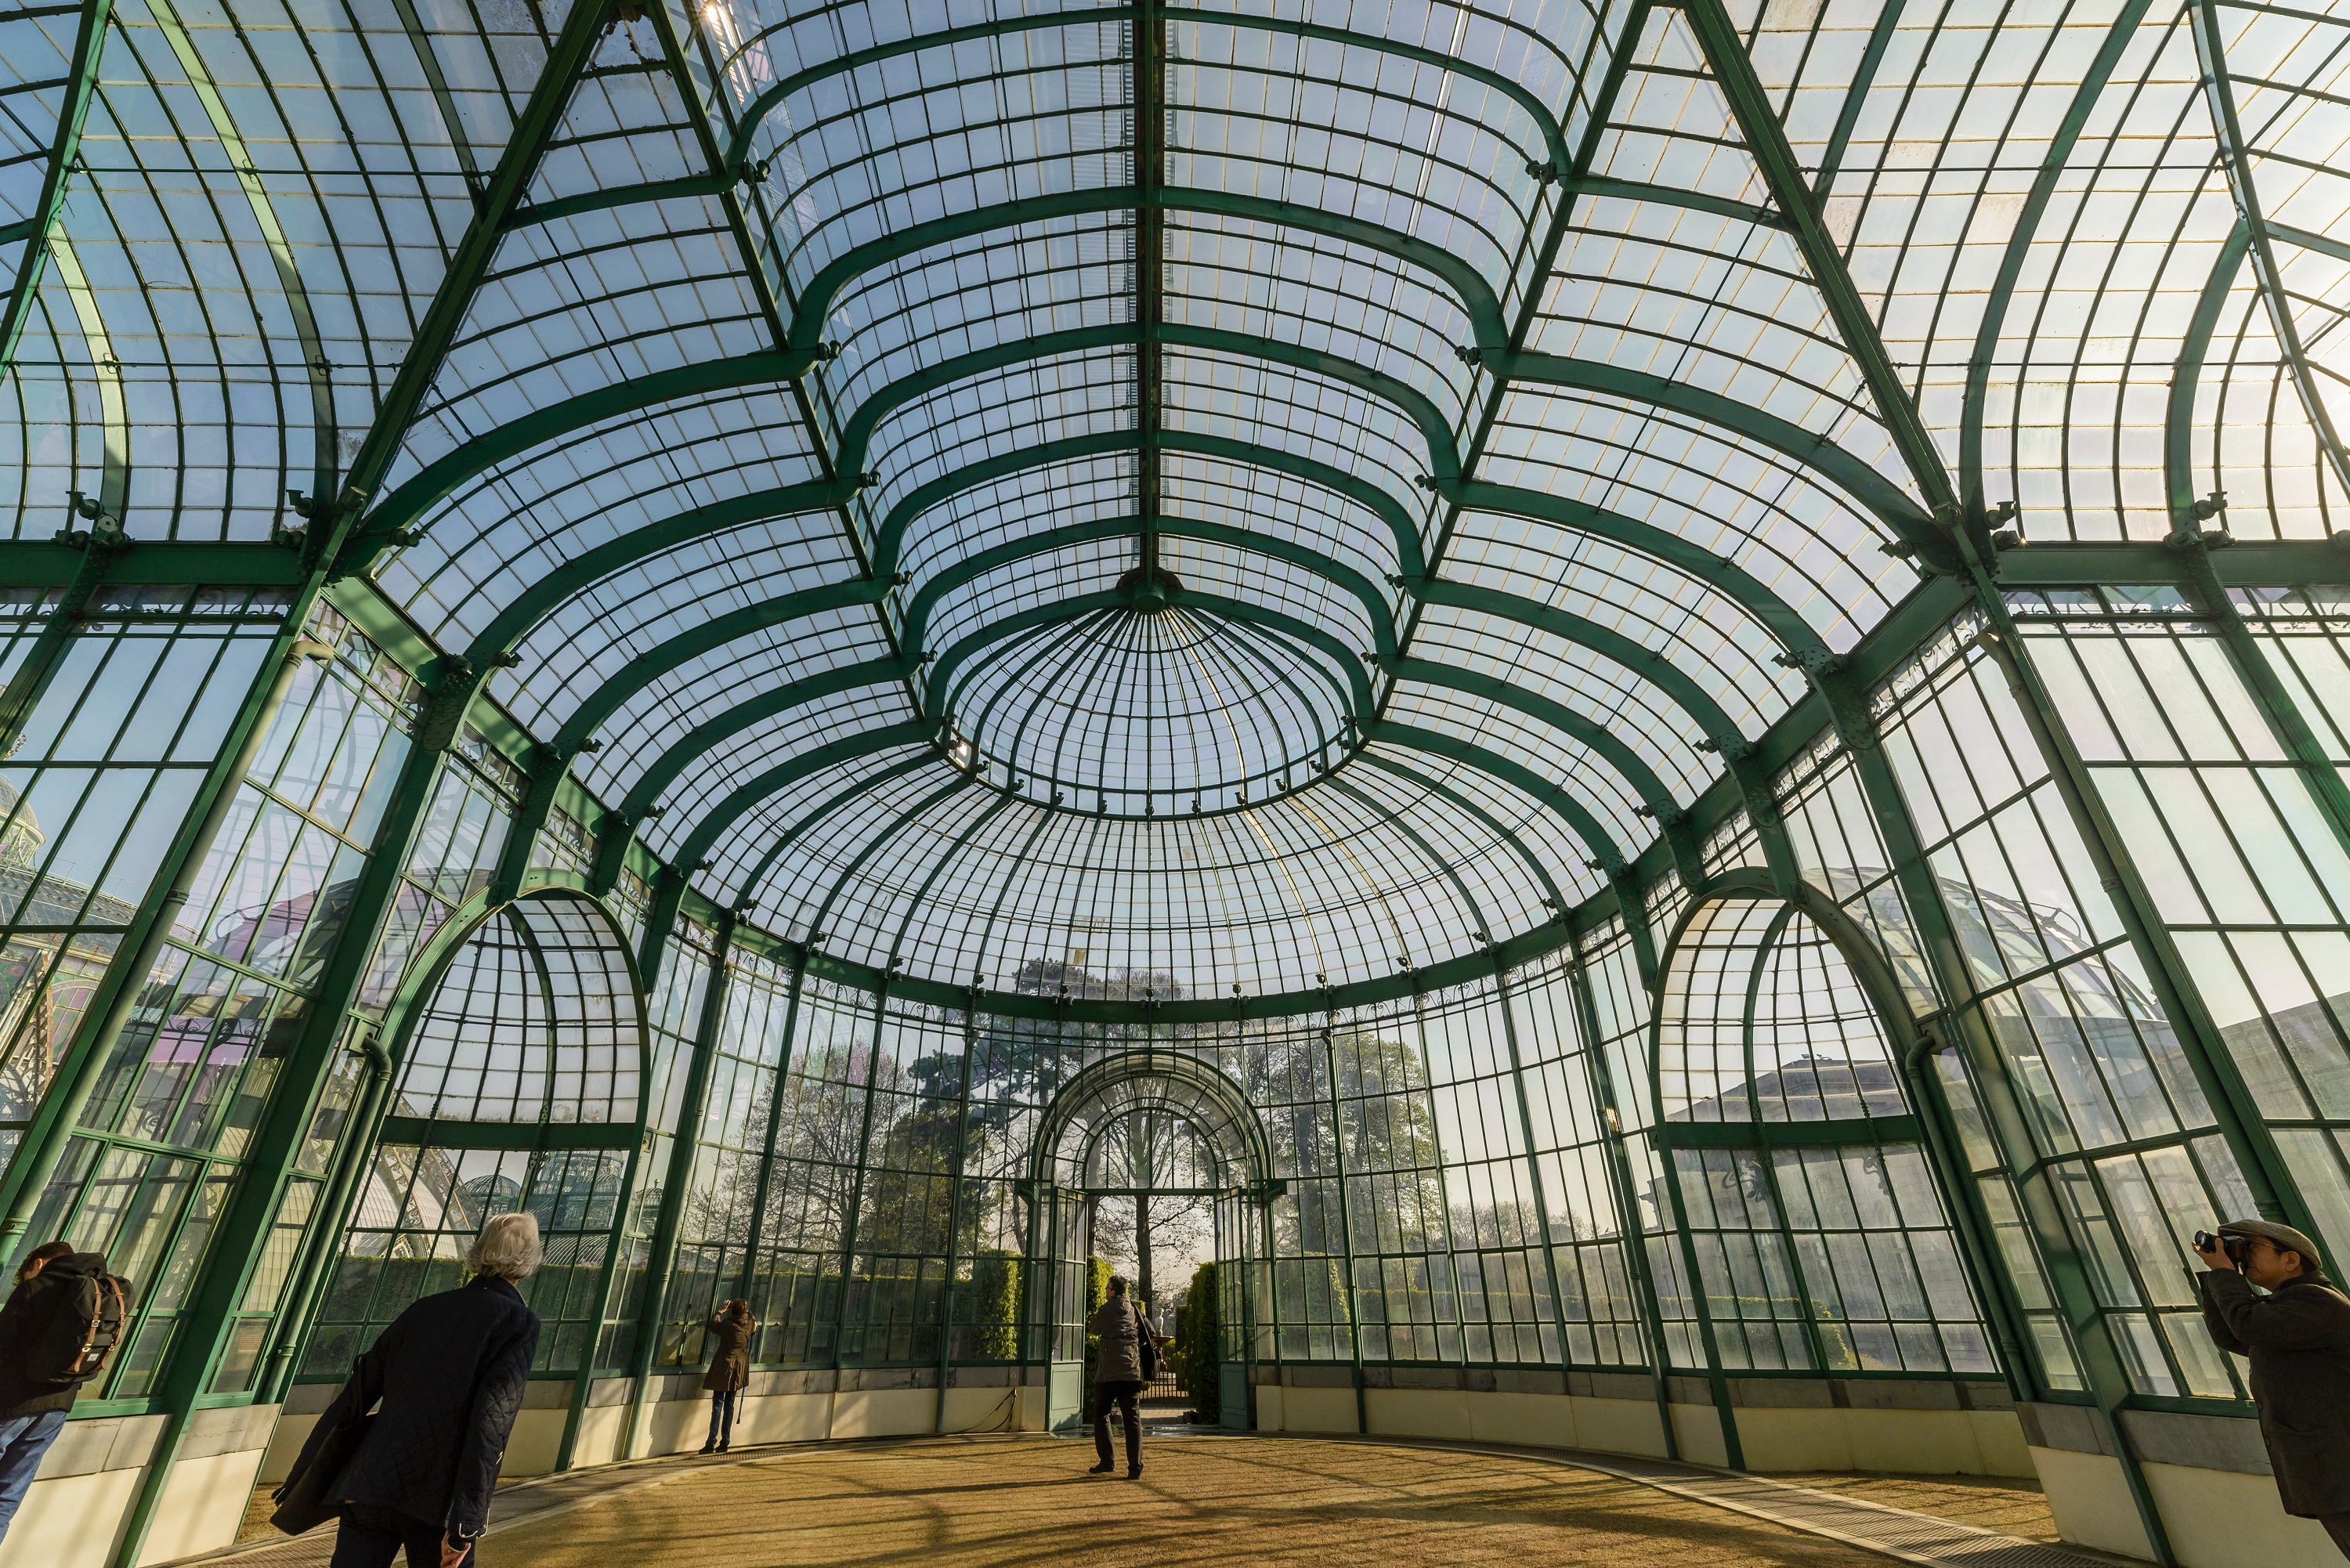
[{"x1": 2218, "y1": 1218, "x2": 2325, "y2": 1269}]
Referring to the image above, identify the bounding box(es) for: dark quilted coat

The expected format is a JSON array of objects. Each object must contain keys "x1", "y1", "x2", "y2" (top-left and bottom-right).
[
  {"x1": 290, "y1": 1274, "x2": 540, "y2": 1538},
  {"x1": 2200, "y1": 1269, "x2": 2350, "y2": 1516}
]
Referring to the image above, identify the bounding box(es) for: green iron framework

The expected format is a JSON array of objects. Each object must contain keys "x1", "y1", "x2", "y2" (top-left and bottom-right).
[{"x1": 3, "y1": 0, "x2": 2350, "y2": 1563}]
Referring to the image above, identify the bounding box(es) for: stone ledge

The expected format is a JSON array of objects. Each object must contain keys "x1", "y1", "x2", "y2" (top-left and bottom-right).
[
  {"x1": 1837, "y1": 1378, "x2": 1961, "y2": 1411},
  {"x1": 181, "y1": 1404, "x2": 280, "y2": 1460},
  {"x1": 519, "y1": 1379, "x2": 573, "y2": 1410},
  {"x1": 2018, "y1": 1401, "x2": 2115, "y2": 1457},
  {"x1": 35, "y1": 1414, "x2": 166, "y2": 1479},
  {"x1": 2118, "y1": 1407, "x2": 2269, "y2": 1476}
]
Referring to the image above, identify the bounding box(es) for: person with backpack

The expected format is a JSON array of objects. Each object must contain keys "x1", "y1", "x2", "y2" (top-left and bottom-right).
[
  {"x1": 0, "y1": 1241, "x2": 129, "y2": 1545},
  {"x1": 1085, "y1": 1274, "x2": 1166, "y2": 1479},
  {"x1": 276, "y1": 1212, "x2": 541, "y2": 1568}
]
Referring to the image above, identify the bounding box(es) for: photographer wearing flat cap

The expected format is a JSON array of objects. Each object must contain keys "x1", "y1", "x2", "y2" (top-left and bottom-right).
[{"x1": 2195, "y1": 1218, "x2": 2350, "y2": 1557}]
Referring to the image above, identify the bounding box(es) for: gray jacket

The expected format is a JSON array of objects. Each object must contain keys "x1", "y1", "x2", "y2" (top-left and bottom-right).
[
  {"x1": 2200, "y1": 1269, "x2": 2350, "y2": 1516},
  {"x1": 1090, "y1": 1295, "x2": 1152, "y2": 1383}
]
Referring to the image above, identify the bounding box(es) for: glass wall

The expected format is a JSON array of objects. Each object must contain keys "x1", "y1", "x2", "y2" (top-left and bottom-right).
[
  {"x1": 1872, "y1": 613, "x2": 2266, "y2": 1401},
  {"x1": 5, "y1": 598, "x2": 409, "y2": 1399},
  {"x1": 300, "y1": 894, "x2": 644, "y2": 1384}
]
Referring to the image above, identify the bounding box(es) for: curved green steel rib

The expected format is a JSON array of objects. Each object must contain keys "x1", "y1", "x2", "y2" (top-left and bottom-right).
[
  {"x1": 1319, "y1": 771, "x2": 1497, "y2": 948},
  {"x1": 1955, "y1": 0, "x2": 2155, "y2": 504},
  {"x1": 836, "y1": 322, "x2": 1464, "y2": 487},
  {"x1": 1438, "y1": 479, "x2": 1828, "y2": 656},
  {"x1": 2189, "y1": 0, "x2": 2350, "y2": 497},
  {"x1": 550, "y1": 580, "x2": 889, "y2": 753},
  {"x1": 731, "y1": 752, "x2": 942, "y2": 909},
  {"x1": 1413, "y1": 576, "x2": 1747, "y2": 746},
  {"x1": 0, "y1": 0, "x2": 114, "y2": 377},
  {"x1": 880, "y1": 789, "x2": 1021, "y2": 971},
  {"x1": 519, "y1": 185, "x2": 1509, "y2": 357},
  {"x1": 1497, "y1": 353, "x2": 1930, "y2": 537},
  {"x1": 897, "y1": 515, "x2": 1397, "y2": 661},
  {"x1": 2164, "y1": 221, "x2": 2252, "y2": 526},
  {"x1": 360, "y1": 351, "x2": 804, "y2": 560},
  {"x1": 1349, "y1": 749, "x2": 1571, "y2": 914},
  {"x1": 922, "y1": 589, "x2": 1377, "y2": 725},
  {"x1": 1364, "y1": 721, "x2": 1622, "y2": 869},
  {"x1": 613, "y1": 526, "x2": 1689, "y2": 837},
  {"x1": 675, "y1": 699, "x2": 1629, "y2": 907},
  {"x1": 870, "y1": 428, "x2": 1427, "y2": 581},
  {"x1": 797, "y1": 773, "x2": 984, "y2": 945},
  {"x1": 147, "y1": 0, "x2": 338, "y2": 500},
  {"x1": 1383, "y1": 656, "x2": 1679, "y2": 822},
  {"x1": 714, "y1": 7, "x2": 1570, "y2": 211},
  {"x1": 556, "y1": 526, "x2": 1748, "y2": 826},
  {"x1": 466, "y1": 479, "x2": 855, "y2": 667},
  {"x1": 360, "y1": 323, "x2": 1923, "y2": 592},
  {"x1": 445, "y1": 421, "x2": 1824, "y2": 718},
  {"x1": 672, "y1": 721, "x2": 940, "y2": 873},
  {"x1": 619, "y1": 655, "x2": 920, "y2": 819}
]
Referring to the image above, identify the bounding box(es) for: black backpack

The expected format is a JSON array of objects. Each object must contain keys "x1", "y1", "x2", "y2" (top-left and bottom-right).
[{"x1": 26, "y1": 1270, "x2": 128, "y2": 1387}]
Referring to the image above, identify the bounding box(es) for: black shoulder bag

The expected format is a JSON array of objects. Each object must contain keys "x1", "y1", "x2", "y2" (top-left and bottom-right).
[{"x1": 1133, "y1": 1299, "x2": 1160, "y2": 1379}]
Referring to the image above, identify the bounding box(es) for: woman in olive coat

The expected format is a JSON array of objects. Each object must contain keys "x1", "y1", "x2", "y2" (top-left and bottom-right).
[{"x1": 700, "y1": 1299, "x2": 757, "y2": 1454}]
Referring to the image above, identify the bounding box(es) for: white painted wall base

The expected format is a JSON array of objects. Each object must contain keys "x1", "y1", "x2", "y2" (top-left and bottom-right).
[
  {"x1": 2138, "y1": 1459, "x2": 2342, "y2": 1568},
  {"x1": 2030, "y1": 1445, "x2": 2159, "y2": 1562},
  {"x1": 0, "y1": 1462, "x2": 140, "y2": 1568},
  {"x1": 135, "y1": 1447, "x2": 266, "y2": 1568},
  {"x1": 1732, "y1": 1405, "x2": 2034, "y2": 1479},
  {"x1": 0, "y1": 1405, "x2": 277, "y2": 1568}
]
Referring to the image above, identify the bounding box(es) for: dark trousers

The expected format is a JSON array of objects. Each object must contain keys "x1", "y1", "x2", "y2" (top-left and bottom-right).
[
  {"x1": 706, "y1": 1388, "x2": 739, "y2": 1447},
  {"x1": 1092, "y1": 1378, "x2": 1144, "y2": 1469},
  {"x1": 2323, "y1": 1512, "x2": 2350, "y2": 1561},
  {"x1": 331, "y1": 1504, "x2": 473, "y2": 1568}
]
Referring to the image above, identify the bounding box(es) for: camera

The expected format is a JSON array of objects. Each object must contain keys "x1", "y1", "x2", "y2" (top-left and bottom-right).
[{"x1": 2194, "y1": 1229, "x2": 2250, "y2": 1266}]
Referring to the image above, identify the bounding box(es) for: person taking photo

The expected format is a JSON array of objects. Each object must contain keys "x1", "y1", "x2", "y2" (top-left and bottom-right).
[{"x1": 2195, "y1": 1218, "x2": 2350, "y2": 1559}]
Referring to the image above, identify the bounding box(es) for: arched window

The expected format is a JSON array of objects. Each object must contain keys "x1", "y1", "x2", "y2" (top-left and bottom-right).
[
  {"x1": 1652, "y1": 897, "x2": 1994, "y2": 1377},
  {"x1": 296, "y1": 894, "x2": 646, "y2": 1381}
]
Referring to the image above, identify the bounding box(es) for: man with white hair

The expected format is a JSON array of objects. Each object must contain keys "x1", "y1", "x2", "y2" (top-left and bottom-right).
[{"x1": 277, "y1": 1213, "x2": 544, "y2": 1567}]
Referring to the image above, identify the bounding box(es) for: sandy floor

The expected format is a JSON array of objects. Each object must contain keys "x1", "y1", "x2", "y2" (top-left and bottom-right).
[
  {"x1": 484, "y1": 1436, "x2": 1915, "y2": 1568},
  {"x1": 1773, "y1": 1469, "x2": 2060, "y2": 1542}
]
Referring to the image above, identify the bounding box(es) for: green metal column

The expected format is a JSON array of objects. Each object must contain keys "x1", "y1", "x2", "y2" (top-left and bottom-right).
[
  {"x1": 555, "y1": 1128, "x2": 645, "y2": 1472},
  {"x1": 1488, "y1": 956, "x2": 1578, "y2": 1383},
  {"x1": 1566, "y1": 954, "x2": 1680, "y2": 1459},
  {"x1": 1794, "y1": 667, "x2": 2043, "y2": 1401},
  {"x1": 728, "y1": 941, "x2": 810, "y2": 1307},
  {"x1": 823, "y1": 976, "x2": 893, "y2": 1429},
  {"x1": 1314, "y1": 995, "x2": 1369, "y2": 1433},
  {"x1": 620, "y1": 905, "x2": 737, "y2": 1457},
  {"x1": 260, "y1": 1028, "x2": 392, "y2": 1404},
  {"x1": 932, "y1": 986, "x2": 981, "y2": 1433}
]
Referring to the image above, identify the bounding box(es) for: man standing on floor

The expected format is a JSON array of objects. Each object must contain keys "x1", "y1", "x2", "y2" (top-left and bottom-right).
[
  {"x1": 1087, "y1": 1274, "x2": 1163, "y2": 1479},
  {"x1": 2196, "y1": 1219, "x2": 2350, "y2": 1559}
]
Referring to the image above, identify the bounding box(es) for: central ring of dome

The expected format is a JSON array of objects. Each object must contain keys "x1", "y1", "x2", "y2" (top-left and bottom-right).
[{"x1": 947, "y1": 576, "x2": 1361, "y2": 818}]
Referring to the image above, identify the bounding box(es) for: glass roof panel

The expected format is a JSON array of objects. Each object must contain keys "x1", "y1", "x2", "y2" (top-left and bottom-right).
[{"x1": 16, "y1": 0, "x2": 2349, "y2": 999}]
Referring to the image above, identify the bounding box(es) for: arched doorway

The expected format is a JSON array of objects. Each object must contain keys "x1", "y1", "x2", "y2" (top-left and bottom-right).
[
  {"x1": 1026, "y1": 1050, "x2": 1274, "y2": 1431},
  {"x1": 289, "y1": 891, "x2": 649, "y2": 1465},
  {"x1": 1649, "y1": 889, "x2": 2001, "y2": 1458}
]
